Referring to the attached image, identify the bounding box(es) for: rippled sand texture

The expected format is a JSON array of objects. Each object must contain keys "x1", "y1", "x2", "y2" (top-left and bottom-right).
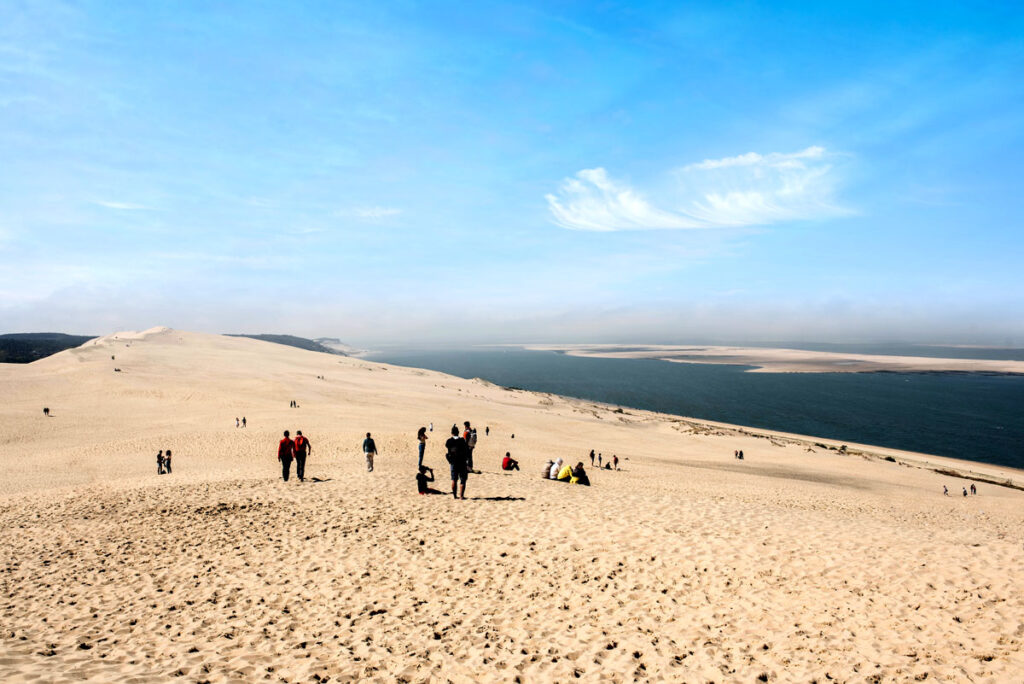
[{"x1": 2, "y1": 329, "x2": 1022, "y2": 682}]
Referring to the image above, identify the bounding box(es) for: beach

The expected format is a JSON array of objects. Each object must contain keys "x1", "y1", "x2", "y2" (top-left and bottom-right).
[
  {"x1": 526, "y1": 344, "x2": 1024, "y2": 375},
  {"x1": 1, "y1": 328, "x2": 1022, "y2": 682}
]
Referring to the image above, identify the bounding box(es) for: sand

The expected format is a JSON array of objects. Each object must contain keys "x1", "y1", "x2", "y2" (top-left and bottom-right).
[
  {"x1": 1, "y1": 328, "x2": 1022, "y2": 682},
  {"x1": 525, "y1": 344, "x2": 1024, "y2": 374}
]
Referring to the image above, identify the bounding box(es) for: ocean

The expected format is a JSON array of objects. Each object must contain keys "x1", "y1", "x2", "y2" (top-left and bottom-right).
[{"x1": 369, "y1": 348, "x2": 1024, "y2": 471}]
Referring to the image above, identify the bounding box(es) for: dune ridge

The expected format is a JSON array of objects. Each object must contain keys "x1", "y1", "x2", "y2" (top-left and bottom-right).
[{"x1": 1, "y1": 329, "x2": 1022, "y2": 682}]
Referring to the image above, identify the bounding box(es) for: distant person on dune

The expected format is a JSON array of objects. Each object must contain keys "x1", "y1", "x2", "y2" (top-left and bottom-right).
[
  {"x1": 43, "y1": 407, "x2": 49, "y2": 417},
  {"x1": 157, "y1": 450, "x2": 164, "y2": 475},
  {"x1": 501, "y1": 452, "x2": 519, "y2": 471},
  {"x1": 613, "y1": 454, "x2": 619, "y2": 470},
  {"x1": 164, "y1": 449, "x2": 172, "y2": 474},
  {"x1": 943, "y1": 485, "x2": 949, "y2": 496},
  {"x1": 445, "y1": 426, "x2": 470, "y2": 500},
  {"x1": 597, "y1": 453, "x2": 602, "y2": 468},
  {"x1": 242, "y1": 416, "x2": 247, "y2": 428},
  {"x1": 278, "y1": 430, "x2": 295, "y2": 481},
  {"x1": 962, "y1": 487, "x2": 968, "y2": 497},
  {"x1": 485, "y1": 426, "x2": 489, "y2": 436},
  {"x1": 970, "y1": 483, "x2": 977, "y2": 495},
  {"x1": 363, "y1": 432, "x2": 377, "y2": 472},
  {"x1": 417, "y1": 427, "x2": 428, "y2": 468},
  {"x1": 235, "y1": 417, "x2": 239, "y2": 428},
  {"x1": 590, "y1": 449, "x2": 595, "y2": 466},
  {"x1": 294, "y1": 431, "x2": 311, "y2": 482}
]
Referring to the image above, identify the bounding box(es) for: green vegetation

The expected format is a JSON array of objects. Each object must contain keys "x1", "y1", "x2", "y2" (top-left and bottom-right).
[{"x1": 0, "y1": 333, "x2": 96, "y2": 363}]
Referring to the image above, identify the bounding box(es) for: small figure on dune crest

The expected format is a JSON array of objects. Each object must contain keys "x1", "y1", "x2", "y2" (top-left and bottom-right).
[
  {"x1": 590, "y1": 449, "x2": 595, "y2": 466},
  {"x1": 157, "y1": 449, "x2": 164, "y2": 475},
  {"x1": 43, "y1": 407, "x2": 50, "y2": 417},
  {"x1": 363, "y1": 432, "x2": 378, "y2": 472},
  {"x1": 416, "y1": 465, "x2": 436, "y2": 494},
  {"x1": 278, "y1": 430, "x2": 295, "y2": 481},
  {"x1": 962, "y1": 487, "x2": 968, "y2": 497},
  {"x1": 294, "y1": 431, "x2": 311, "y2": 482},
  {"x1": 485, "y1": 426, "x2": 489, "y2": 436},
  {"x1": 971, "y1": 483, "x2": 977, "y2": 495},
  {"x1": 242, "y1": 416, "x2": 247, "y2": 428},
  {"x1": 445, "y1": 425, "x2": 470, "y2": 500},
  {"x1": 417, "y1": 427, "x2": 428, "y2": 469},
  {"x1": 164, "y1": 449, "x2": 172, "y2": 474},
  {"x1": 501, "y1": 451, "x2": 519, "y2": 471},
  {"x1": 943, "y1": 485, "x2": 949, "y2": 496},
  {"x1": 613, "y1": 454, "x2": 619, "y2": 470}
]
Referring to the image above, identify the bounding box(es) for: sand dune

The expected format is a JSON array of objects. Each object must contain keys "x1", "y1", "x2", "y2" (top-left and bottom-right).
[
  {"x1": 1, "y1": 329, "x2": 1022, "y2": 681},
  {"x1": 526, "y1": 343, "x2": 1024, "y2": 374}
]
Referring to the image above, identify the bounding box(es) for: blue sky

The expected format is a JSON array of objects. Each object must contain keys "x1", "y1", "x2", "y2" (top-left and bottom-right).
[{"x1": 2, "y1": 1, "x2": 1023, "y2": 344}]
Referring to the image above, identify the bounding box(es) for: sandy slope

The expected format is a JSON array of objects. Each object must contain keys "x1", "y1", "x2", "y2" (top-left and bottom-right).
[{"x1": 1, "y1": 329, "x2": 1022, "y2": 682}]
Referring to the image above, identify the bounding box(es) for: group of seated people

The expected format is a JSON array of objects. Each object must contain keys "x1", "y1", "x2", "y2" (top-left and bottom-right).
[{"x1": 541, "y1": 458, "x2": 590, "y2": 486}]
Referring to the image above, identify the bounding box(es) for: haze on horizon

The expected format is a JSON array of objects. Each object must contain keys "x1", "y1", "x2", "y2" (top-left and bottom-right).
[{"x1": 2, "y1": 2, "x2": 1023, "y2": 347}]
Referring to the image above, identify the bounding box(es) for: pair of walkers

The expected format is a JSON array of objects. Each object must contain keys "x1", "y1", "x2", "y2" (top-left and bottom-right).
[
  {"x1": 156, "y1": 449, "x2": 172, "y2": 475},
  {"x1": 277, "y1": 430, "x2": 312, "y2": 481}
]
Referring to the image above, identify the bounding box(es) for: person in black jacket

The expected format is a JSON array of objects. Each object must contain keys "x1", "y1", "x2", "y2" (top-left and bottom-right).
[{"x1": 445, "y1": 426, "x2": 470, "y2": 500}]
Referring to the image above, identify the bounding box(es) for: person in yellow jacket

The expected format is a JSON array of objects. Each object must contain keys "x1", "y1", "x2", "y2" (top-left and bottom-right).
[{"x1": 556, "y1": 461, "x2": 573, "y2": 481}]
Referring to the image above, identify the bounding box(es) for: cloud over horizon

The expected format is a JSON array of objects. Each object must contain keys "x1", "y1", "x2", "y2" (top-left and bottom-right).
[{"x1": 546, "y1": 147, "x2": 849, "y2": 231}]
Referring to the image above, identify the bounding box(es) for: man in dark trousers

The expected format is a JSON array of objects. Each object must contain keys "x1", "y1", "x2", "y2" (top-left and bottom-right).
[
  {"x1": 278, "y1": 430, "x2": 295, "y2": 481},
  {"x1": 294, "y1": 430, "x2": 312, "y2": 482},
  {"x1": 446, "y1": 425, "x2": 470, "y2": 500}
]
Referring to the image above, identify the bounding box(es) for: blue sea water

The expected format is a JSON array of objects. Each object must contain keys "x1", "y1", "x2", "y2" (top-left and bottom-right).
[{"x1": 370, "y1": 349, "x2": 1024, "y2": 471}]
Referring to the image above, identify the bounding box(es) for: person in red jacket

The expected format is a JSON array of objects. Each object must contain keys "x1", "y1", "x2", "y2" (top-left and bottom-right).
[
  {"x1": 278, "y1": 430, "x2": 295, "y2": 481},
  {"x1": 294, "y1": 431, "x2": 312, "y2": 482}
]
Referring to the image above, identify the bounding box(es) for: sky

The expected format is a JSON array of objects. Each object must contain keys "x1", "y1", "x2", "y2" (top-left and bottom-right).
[{"x1": 1, "y1": 1, "x2": 1023, "y2": 346}]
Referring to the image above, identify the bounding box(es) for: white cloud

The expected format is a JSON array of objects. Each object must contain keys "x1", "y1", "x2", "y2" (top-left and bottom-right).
[
  {"x1": 547, "y1": 146, "x2": 849, "y2": 231},
  {"x1": 93, "y1": 200, "x2": 151, "y2": 210},
  {"x1": 353, "y1": 206, "x2": 402, "y2": 220}
]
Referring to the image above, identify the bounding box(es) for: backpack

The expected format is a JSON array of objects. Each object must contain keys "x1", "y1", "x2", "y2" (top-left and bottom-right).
[
  {"x1": 467, "y1": 428, "x2": 478, "y2": 448},
  {"x1": 295, "y1": 435, "x2": 307, "y2": 453}
]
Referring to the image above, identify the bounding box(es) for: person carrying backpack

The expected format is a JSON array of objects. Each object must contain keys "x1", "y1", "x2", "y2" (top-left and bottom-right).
[
  {"x1": 463, "y1": 421, "x2": 478, "y2": 471},
  {"x1": 278, "y1": 430, "x2": 295, "y2": 481},
  {"x1": 294, "y1": 431, "x2": 312, "y2": 482}
]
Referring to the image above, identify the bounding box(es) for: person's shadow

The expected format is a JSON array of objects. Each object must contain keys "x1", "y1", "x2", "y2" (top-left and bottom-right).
[
  {"x1": 470, "y1": 496, "x2": 526, "y2": 501},
  {"x1": 309, "y1": 477, "x2": 333, "y2": 483},
  {"x1": 423, "y1": 488, "x2": 446, "y2": 495}
]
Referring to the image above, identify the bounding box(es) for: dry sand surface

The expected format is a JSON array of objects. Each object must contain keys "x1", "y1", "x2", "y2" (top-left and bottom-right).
[
  {"x1": 526, "y1": 344, "x2": 1024, "y2": 374},
  {"x1": 1, "y1": 328, "x2": 1023, "y2": 682}
]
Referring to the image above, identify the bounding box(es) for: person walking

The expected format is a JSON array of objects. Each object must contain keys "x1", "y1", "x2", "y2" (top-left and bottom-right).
[
  {"x1": 156, "y1": 450, "x2": 164, "y2": 475},
  {"x1": 236, "y1": 417, "x2": 239, "y2": 428},
  {"x1": 278, "y1": 430, "x2": 295, "y2": 481},
  {"x1": 485, "y1": 426, "x2": 489, "y2": 437},
  {"x1": 294, "y1": 431, "x2": 311, "y2": 482},
  {"x1": 463, "y1": 421, "x2": 477, "y2": 471},
  {"x1": 164, "y1": 449, "x2": 172, "y2": 474},
  {"x1": 417, "y1": 427, "x2": 428, "y2": 468},
  {"x1": 242, "y1": 416, "x2": 247, "y2": 428},
  {"x1": 590, "y1": 449, "x2": 595, "y2": 466},
  {"x1": 445, "y1": 426, "x2": 470, "y2": 500},
  {"x1": 363, "y1": 432, "x2": 378, "y2": 472},
  {"x1": 970, "y1": 483, "x2": 977, "y2": 495},
  {"x1": 613, "y1": 454, "x2": 619, "y2": 470}
]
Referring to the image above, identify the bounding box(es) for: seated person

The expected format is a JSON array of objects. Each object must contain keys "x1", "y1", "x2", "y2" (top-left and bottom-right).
[
  {"x1": 416, "y1": 465, "x2": 435, "y2": 494},
  {"x1": 556, "y1": 461, "x2": 573, "y2": 481},
  {"x1": 548, "y1": 458, "x2": 563, "y2": 480},
  {"x1": 501, "y1": 452, "x2": 520, "y2": 471},
  {"x1": 571, "y1": 462, "x2": 590, "y2": 486},
  {"x1": 603, "y1": 462, "x2": 612, "y2": 470}
]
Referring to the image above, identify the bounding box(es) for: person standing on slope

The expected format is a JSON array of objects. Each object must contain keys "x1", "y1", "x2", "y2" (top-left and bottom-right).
[
  {"x1": 363, "y1": 432, "x2": 378, "y2": 472},
  {"x1": 446, "y1": 426, "x2": 470, "y2": 500},
  {"x1": 463, "y1": 421, "x2": 477, "y2": 472},
  {"x1": 294, "y1": 431, "x2": 311, "y2": 482},
  {"x1": 278, "y1": 430, "x2": 295, "y2": 481},
  {"x1": 417, "y1": 427, "x2": 428, "y2": 469}
]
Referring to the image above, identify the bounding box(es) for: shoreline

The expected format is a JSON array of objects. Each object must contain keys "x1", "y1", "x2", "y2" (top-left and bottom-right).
[{"x1": 523, "y1": 343, "x2": 1024, "y2": 375}]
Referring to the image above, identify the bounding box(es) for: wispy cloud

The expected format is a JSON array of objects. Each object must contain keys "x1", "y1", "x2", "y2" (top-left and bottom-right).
[
  {"x1": 547, "y1": 147, "x2": 849, "y2": 231},
  {"x1": 352, "y1": 206, "x2": 402, "y2": 220},
  {"x1": 93, "y1": 200, "x2": 152, "y2": 211}
]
